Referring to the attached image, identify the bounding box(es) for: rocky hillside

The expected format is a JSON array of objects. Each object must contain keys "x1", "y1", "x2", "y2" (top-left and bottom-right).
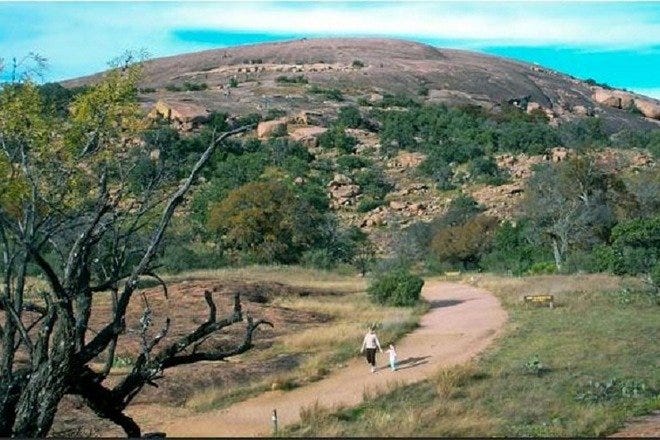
[
  {"x1": 65, "y1": 38, "x2": 660, "y2": 132},
  {"x1": 62, "y1": 38, "x2": 658, "y2": 255}
]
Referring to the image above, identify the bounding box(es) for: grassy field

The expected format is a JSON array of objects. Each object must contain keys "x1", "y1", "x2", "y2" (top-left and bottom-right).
[
  {"x1": 282, "y1": 273, "x2": 659, "y2": 437},
  {"x1": 178, "y1": 266, "x2": 427, "y2": 412}
]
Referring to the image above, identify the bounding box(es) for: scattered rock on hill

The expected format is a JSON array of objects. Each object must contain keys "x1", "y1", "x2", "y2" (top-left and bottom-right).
[
  {"x1": 147, "y1": 100, "x2": 210, "y2": 131},
  {"x1": 635, "y1": 98, "x2": 660, "y2": 120},
  {"x1": 289, "y1": 126, "x2": 327, "y2": 148},
  {"x1": 257, "y1": 118, "x2": 287, "y2": 139}
]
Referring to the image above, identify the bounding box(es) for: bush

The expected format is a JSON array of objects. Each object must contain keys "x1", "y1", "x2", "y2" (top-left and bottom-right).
[
  {"x1": 336, "y1": 154, "x2": 372, "y2": 172},
  {"x1": 367, "y1": 269, "x2": 424, "y2": 307},
  {"x1": 318, "y1": 125, "x2": 357, "y2": 153},
  {"x1": 351, "y1": 60, "x2": 365, "y2": 68},
  {"x1": 182, "y1": 81, "x2": 208, "y2": 91},
  {"x1": 356, "y1": 198, "x2": 384, "y2": 213},
  {"x1": 527, "y1": 261, "x2": 557, "y2": 275},
  {"x1": 337, "y1": 106, "x2": 362, "y2": 128},
  {"x1": 275, "y1": 75, "x2": 308, "y2": 84},
  {"x1": 229, "y1": 77, "x2": 238, "y2": 88},
  {"x1": 308, "y1": 85, "x2": 344, "y2": 101},
  {"x1": 468, "y1": 156, "x2": 509, "y2": 185}
]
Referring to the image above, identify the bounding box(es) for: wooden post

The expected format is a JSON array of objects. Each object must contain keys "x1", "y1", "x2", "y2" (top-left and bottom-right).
[{"x1": 272, "y1": 409, "x2": 278, "y2": 435}]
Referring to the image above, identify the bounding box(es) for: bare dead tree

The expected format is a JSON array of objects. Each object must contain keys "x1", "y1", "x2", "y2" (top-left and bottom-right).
[{"x1": 0, "y1": 61, "x2": 269, "y2": 437}]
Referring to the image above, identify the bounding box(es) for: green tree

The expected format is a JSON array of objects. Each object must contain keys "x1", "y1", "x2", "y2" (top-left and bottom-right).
[
  {"x1": 523, "y1": 156, "x2": 625, "y2": 270},
  {"x1": 208, "y1": 180, "x2": 324, "y2": 264},
  {"x1": 0, "y1": 58, "x2": 267, "y2": 437},
  {"x1": 430, "y1": 215, "x2": 499, "y2": 269}
]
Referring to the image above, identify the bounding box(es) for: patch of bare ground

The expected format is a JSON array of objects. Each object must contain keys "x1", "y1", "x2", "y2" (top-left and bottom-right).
[
  {"x1": 610, "y1": 411, "x2": 660, "y2": 438},
  {"x1": 50, "y1": 278, "x2": 335, "y2": 437}
]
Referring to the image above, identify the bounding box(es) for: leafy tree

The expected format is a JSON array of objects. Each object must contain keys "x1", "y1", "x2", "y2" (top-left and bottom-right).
[
  {"x1": 430, "y1": 215, "x2": 499, "y2": 269},
  {"x1": 595, "y1": 216, "x2": 660, "y2": 275},
  {"x1": 481, "y1": 220, "x2": 550, "y2": 274},
  {"x1": 523, "y1": 156, "x2": 624, "y2": 270},
  {"x1": 207, "y1": 180, "x2": 324, "y2": 264},
  {"x1": 0, "y1": 59, "x2": 268, "y2": 437}
]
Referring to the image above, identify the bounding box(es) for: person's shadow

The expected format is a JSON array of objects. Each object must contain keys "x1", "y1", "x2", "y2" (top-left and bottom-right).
[
  {"x1": 378, "y1": 355, "x2": 430, "y2": 372},
  {"x1": 427, "y1": 299, "x2": 465, "y2": 309}
]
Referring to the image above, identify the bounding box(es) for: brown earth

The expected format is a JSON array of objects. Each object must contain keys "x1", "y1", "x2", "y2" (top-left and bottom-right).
[
  {"x1": 63, "y1": 38, "x2": 659, "y2": 133},
  {"x1": 610, "y1": 412, "x2": 660, "y2": 438},
  {"x1": 125, "y1": 281, "x2": 507, "y2": 437},
  {"x1": 49, "y1": 280, "x2": 337, "y2": 437}
]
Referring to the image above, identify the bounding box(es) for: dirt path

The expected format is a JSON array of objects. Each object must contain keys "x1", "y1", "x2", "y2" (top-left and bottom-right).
[{"x1": 147, "y1": 281, "x2": 507, "y2": 437}]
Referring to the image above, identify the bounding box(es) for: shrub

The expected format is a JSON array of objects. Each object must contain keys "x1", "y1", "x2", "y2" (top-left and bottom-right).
[
  {"x1": 353, "y1": 166, "x2": 393, "y2": 200},
  {"x1": 165, "y1": 84, "x2": 183, "y2": 92},
  {"x1": 337, "y1": 106, "x2": 362, "y2": 128},
  {"x1": 183, "y1": 81, "x2": 208, "y2": 91},
  {"x1": 468, "y1": 156, "x2": 509, "y2": 185},
  {"x1": 275, "y1": 75, "x2": 308, "y2": 84},
  {"x1": 336, "y1": 154, "x2": 372, "y2": 172},
  {"x1": 318, "y1": 125, "x2": 357, "y2": 153},
  {"x1": 367, "y1": 269, "x2": 424, "y2": 306},
  {"x1": 356, "y1": 198, "x2": 384, "y2": 213},
  {"x1": 527, "y1": 261, "x2": 557, "y2": 275},
  {"x1": 229, "y1": 77, "x2": 238, "y2": 88},
  {"x1": 308, "y1": 85, "x2": 344, "y2": 101},
  {"x1": 351, "y1": 59, "x2": 365, "y2": 68},
  {"x1": 265, "y1": 108, "x2": 287, "y2": 121}
]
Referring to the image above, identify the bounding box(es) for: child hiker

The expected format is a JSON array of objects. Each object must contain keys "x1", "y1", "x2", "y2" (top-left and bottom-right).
[
  {"x1": 360, "y1": 326, "x2": 383, "y2": 373},
  {"x1": 386, "y1": 344, "x2": 398, "y2": 371}
]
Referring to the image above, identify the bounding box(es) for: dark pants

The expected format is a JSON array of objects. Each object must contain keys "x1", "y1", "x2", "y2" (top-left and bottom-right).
[{"x1": 365, "y1": 348, "x2": 377, "y2": 366}]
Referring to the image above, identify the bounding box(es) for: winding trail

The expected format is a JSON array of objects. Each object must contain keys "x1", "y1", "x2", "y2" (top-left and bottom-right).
[{"x1": 158, "y1": 281, "x2": 507, "y2": 437}]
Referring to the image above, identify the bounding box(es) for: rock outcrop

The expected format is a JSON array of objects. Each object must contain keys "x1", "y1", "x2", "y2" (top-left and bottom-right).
[
  {"x1": 635, "y1": 99, "x2": 660, "y2": 120},
  {"x1": 289, "y1": 126, "x2": 327, "y2": 148},
  {"x1": 327, "y1": 174, "x2": 361, "y2": 207},
  {"x1": 148, "y1": 100, "x2": 210, "y2": 131},
  {"x1": 256, "y1": 119, "x2": 287, "y2": 139}
]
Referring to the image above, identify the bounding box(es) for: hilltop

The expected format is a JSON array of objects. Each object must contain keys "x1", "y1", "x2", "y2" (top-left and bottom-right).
[{"x1": 65, "y1": 38, "x2": 659, "y2": 132}]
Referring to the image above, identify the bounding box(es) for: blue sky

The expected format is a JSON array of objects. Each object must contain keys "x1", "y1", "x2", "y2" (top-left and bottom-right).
[{"x1": 1, "y1": 1, "x2": 659, "y2": 97}]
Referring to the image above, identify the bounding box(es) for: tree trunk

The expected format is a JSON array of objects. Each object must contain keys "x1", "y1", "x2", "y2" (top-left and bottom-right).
[
  {"x1": 551, "y1": 238, "x2": 562, "y2": 271},
  {"x1": 11, "y1": 316, "x2": 74, "y2": 437}
]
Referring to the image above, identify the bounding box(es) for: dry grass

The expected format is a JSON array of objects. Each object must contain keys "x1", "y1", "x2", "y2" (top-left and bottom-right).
[
  {"x1": 181, "y1": 267, "x2": 424, "y2": 412},
  {"x1": 163, "y1": 265, "x2": 366, "y2": 293}
]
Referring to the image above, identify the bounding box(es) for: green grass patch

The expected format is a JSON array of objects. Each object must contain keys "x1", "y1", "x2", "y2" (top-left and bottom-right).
[{"x1": 283, "y1": 275, "x2": 659, "y2": 437}]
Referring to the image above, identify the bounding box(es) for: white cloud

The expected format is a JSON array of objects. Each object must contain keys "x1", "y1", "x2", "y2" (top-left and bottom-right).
[{"x1": 161, "y1": 2, "x2": 660, "y2": 48}]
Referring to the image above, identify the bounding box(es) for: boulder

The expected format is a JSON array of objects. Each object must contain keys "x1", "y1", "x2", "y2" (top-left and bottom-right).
[
  {"x1": 289, "y1": 126, "x2": 327, "y2": 148},
  {"x1": 257, "y1": 119, "x2": 287, "y2": 139},
  {"x1": 634, "y1": 99, "x2": 660, "y2": 120},
  {"x1": 592, "y1": 90, "x2": 622, "y2": 108},
  {"x1": 572, "y1": 105, "x2": 593, "y2": 116},
  {"x1": 389, "y1": 200, "x2": 407, "y2": 211},
  {"x1": 388, "y1": 151, "x2": 426, "y2": 169},
  {"x1": 526, "y1": 102, "x2": 542, "y2": 114},
  {"x1": 330, "y1": 184, "x2": 360, "y2": 200},
  {"x1": 328, "y1": 174, "x2": 353, "y2": 187},
  {"x1": 148, "y1": 100, "x2": 210, "y2": 131},
  {"x1": 549, "y1": 147, "x2": 569, "y2": 163}
]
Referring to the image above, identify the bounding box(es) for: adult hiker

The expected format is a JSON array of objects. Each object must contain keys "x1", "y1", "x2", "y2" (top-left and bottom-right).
[{"x1": 360, "y1": 326, "x2": 383, "y2": 373}]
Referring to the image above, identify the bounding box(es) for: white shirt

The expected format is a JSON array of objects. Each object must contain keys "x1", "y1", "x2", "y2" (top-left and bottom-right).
[
  {"x1": 362, "y1": 332, "x2": 382, "y2": 350},
  {"x1": 387, "y1": 347, "x2": 397, "y2": 362}
]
